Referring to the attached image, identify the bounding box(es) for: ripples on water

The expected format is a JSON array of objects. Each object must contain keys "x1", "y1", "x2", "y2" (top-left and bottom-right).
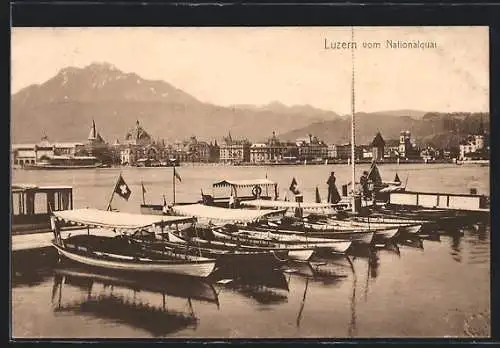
[{"x1": 11, "y1": 164, "x2": 490, "y2": 338}]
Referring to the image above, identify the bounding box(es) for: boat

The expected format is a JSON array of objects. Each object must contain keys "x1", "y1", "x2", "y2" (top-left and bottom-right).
[
  {"x1": 50, "y1": 209, "x2": 217, "y2": 278},
  {"x1": 257, "y1": 217, "x2": 399, "y2": 242},
  {"x1": 210, "y1": 228, "x2": 318, "y2": 261},
  {"x1": 129, "y1": 230, "x2": 288, "y2": 270},
  {"x1": 239, "y1": 199, "x2": 346, "y2": 215},
  {"x1": 224, "y1": 228, "x2": 352, "y2": 254},
  {"x1": 11, "y1": 184, "x2": 77, "y2": 235},
  {"x1": 24, "y1": 155, "x2": 102, "y2": 170},
  {"x1": 251, "y1": 224, "x2": 375, "y2": 245},
  {"x1": 170, "y1": 203, "x2": 287, "y2": 225},
  {"x1": 306, "y1": 214, "x2": 424, "y2": 235}
]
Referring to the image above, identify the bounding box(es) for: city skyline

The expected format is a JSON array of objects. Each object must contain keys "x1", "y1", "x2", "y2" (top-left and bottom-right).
[{"x1": 12, "y1": 26, "x2": 489, "y2": 114}]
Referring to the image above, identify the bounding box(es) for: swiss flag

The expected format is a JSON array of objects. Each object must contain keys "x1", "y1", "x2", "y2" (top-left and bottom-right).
[{"x1": 114, "y1": 175, "x2": 132, "y2": 201}]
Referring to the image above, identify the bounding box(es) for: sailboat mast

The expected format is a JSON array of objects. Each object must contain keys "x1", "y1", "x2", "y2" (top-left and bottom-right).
[{"x1": 350, "y1": 27, "x2": 356, "y2": 214}]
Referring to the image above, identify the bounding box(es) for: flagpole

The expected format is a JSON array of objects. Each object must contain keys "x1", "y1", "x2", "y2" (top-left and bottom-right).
[
  {"x1": 141, "y1": 180, "x2": 146, "y2": 205},
  {"x1": 350, "y1": 26, "x2": 357, "y2": 214},
  {"x1": 173, "y1": 166, "x2": 176, "y2": 205},
  {"x1": 106, "y1": 173, "x2": 120, "y2": 211}
]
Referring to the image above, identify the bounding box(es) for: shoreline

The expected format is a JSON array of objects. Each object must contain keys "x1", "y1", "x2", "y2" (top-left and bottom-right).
[{"x1": 11, "y1": 159, "x2": 490, "y2": 170}]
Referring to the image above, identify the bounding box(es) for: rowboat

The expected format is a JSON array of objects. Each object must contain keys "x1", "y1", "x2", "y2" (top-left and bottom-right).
[
  {"x1": 130, "y1": 230, "x2": 288, "y2": 269},
  {"x1": 231, "y1": 228, "x2": 352, "y2": 254},
  {"x1": 259, "y1": 218, "x2": 399, "y2": 242},
  {"x1": 210, "y1": 229, "x2": 316, "y2": 261},
  {"x1": 50, "y1": 209, "x2": 217, "y2": 278},
  {"x1": 251, "y1": 225, "x2": 375, "y2": 245},
  {"x1": 311, "y1": 216, "x2": 424, "y2": 235}
]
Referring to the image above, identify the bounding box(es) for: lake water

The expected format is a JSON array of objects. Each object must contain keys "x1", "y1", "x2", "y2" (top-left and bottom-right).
[{"x1": 11, "y1": 163, "x2": 491, "y2": 339}]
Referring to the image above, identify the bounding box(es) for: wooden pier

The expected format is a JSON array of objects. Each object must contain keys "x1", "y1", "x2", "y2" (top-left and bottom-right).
[{"x1": 389, "y1": 191, "x2": 489, "y2": 213}]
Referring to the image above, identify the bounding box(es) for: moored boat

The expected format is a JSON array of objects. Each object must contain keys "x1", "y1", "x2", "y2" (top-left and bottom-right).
[
  {"x1": 50, "y1": 209, "x2": 217, "y2": 278},
  {"x1": 210, "y1": 229, "x2": 316, "y2": 261}
]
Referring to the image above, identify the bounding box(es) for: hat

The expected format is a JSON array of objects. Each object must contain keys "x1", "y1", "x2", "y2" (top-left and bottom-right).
[
  {"x1": 331, "y1": 171, "x2": 335, "y2": 175},
  {"x1": 363, "y1": 171, "x2": 368, "y2": 175}
]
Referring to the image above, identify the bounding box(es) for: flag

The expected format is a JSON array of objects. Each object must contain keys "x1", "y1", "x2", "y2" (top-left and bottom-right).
[
  {"x1": 315, "y1": 187, "x2": 322, "y2": 203},
  {"x1": 163, "y1": 195, "x2": 167, "y2": 207},
  {"x1": 174, "y1": 167, "x2": 182, "y2": 182},
  {"x1": 114, "y1": 175, "x2": 131, "y2": 201},
  {"x1": 289, "y1": 177, "x2": 300, "y2": 194},
  {"x1": 367, "y1": 163, "x2": 382, "y2": 185},
  {"x1": 394, "y1": 173, "x2": 401, "y2": 183}
]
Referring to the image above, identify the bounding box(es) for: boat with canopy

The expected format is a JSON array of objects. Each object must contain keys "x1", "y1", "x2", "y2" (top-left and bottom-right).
[
  {"x1": 171, "y1": 203, "x2": 287, "y2": 225},
  {"x1": 240, "y1": 199, "x2": 346, "y2": 214},
  {"x1": 50, "y1": 209, "x2": 217, "y2": 278}
]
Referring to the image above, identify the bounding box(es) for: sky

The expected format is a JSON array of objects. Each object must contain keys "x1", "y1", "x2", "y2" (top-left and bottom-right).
[{"x1": 11, "y1": 26, "x2": 489, "y2": 114}]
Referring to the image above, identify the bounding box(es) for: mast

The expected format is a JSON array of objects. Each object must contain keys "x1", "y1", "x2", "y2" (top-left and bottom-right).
[{"x1": 350, "y1": 27, "x2": 357, "y2": 213}]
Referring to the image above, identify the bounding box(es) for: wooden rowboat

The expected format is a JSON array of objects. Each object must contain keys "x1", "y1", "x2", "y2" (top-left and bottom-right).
[{"x1": 50, "y1": 209, "x2": 217, "y2": 278}]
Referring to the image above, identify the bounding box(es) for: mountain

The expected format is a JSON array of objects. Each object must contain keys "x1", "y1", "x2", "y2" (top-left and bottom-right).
[
  {"x1": 368, "y1": 109, "x2": 428, "y2": 119},
  {"x1": 281, "y1": 111, "x2": 489, "y2": 148},
  {"x1": 11, "y1": 63, "x2": 489, "y2": 147},
  {"x1": 11, "y1": 63, "x2": 337, "y2": 144}
]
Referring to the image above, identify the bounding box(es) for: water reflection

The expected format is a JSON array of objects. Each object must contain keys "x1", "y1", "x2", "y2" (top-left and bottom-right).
[
  {"x1": 50, "y1": 265, "x2": 219, "y2": 337},
  {"x1": 450, "y1": 233, "x2": 463, "y2": 263},
  {"x1": 213, "y1": 269, "x2": 289, "y2": 305}
]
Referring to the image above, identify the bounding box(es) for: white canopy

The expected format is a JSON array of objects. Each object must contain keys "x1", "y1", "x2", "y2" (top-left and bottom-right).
[
  {"x1": 53, "y1": 208, "x2": 195, "y2": 230},
  {"x1": 172, "y1": 204, "x2": 286, "y2": 223},
  {"x1": 240, "y1": 199, "x2": 343, "y2": 211},
  {"x1": 212, "y1": 179, "x2": 277, "y2": 188}
]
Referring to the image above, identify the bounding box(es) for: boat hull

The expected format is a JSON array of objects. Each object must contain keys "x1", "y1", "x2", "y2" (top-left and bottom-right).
[
  {"x1": 254, "y1": 226, "x2": 375, "y2": 245},
  {"x1": 52, "y1": 243, "x2": 216, "y2": 278}
]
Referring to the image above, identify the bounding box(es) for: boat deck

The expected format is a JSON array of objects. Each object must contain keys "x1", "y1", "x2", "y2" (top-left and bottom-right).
[{"x1": 12, "y1": 228, "x2": 118, "y2": 252}]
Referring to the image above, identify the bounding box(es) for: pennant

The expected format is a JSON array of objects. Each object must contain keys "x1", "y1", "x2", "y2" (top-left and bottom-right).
[
  {"x1": 315, "y1": 187, "x2": 322, "y2": 203},
  {"x1": 114, "y1": 175, "x2": 131, "y2": 201},
  {"x1": 289, "y1": 177, "x2": 300, "y2": 194},
  {"x1": 174, "y1": 167, "x2": 182, "y2": 182},
  {"x1": 367, "y1": 163, "x2": 382, "y2": 185},
  {"x1": 394, "y1": 173, "x2": 401, "y2": 183}
]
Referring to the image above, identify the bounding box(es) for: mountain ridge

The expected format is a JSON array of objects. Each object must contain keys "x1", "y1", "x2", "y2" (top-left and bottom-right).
[{"x1": 11, "y1": 62, "x2": 489, "y2": 148}]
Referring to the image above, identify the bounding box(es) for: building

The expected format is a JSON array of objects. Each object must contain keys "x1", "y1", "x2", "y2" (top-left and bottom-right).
[
  {"x1": 249, "y1": 132, "x2": 296, "y2": 164},
  {"x1": 327, "y1": 144, "x2": 337, "y2": 159},
  {"x1": 384, "y1": 139, "x2": 400, "y2": 159},
  {"x1": 398, "y1": 130, "x2": 419, "y2": 159},
  {"x1": 336, "y1": 143, "x2": 351, "y2": 160},
  {"x1": 250, "y1": 143, "x2": 268, "y2": 163},
  {"x1": 371, "y1": 132, "x2": 385, "y2": 162},
  {"x1": 124, "y1": 120, "x2": 152, "y2": 146},
  {"x1": 120, "y1": 120, "x2": 155, "y2": 165},
  {"x1": 183, "y1": 136, "x2": 212, "y2": 162},
  {"x1": 399, "y1": 130, "x2": 411, "y2": 158},
  {"x1": 296, "y1": 134, "x2": 328, "y2": 161},
  {"x1": 459, "y1": 134, "x2": 486, "y2": 160},
  {"x1": 209, "y1": 140, "x2": 220, "y2": 163},
  {"x1": 11, "y1": 136, "x2": 85, "y2": 167},
  {"x1": 219, "y1": 132, "x2": 251, "y2": 164},
  {"x1": 85, "y1": 120, "x2": 107, "y2": 156}
]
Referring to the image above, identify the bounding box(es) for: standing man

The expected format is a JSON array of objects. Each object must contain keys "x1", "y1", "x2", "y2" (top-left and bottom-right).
[
  {"x1": 360, "y1": 170, "x2": 370, "y2": 200},
  {"x1": 327, "y1": 171, "x2": 341, "y2": 204}
]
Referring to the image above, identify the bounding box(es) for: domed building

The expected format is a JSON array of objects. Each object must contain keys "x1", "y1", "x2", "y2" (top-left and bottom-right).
[
  {"x1": 120, "y1": 120, "x2": 165, "y2": 166},
  {"x1": 124, "y1": 120, "x2": 152, "y2": 146}
]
